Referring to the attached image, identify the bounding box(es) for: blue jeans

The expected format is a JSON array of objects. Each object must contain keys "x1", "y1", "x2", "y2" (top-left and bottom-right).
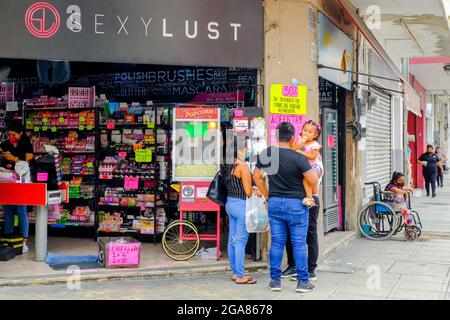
[
  {"x1": 3, "y1": 205, "x2": 29, "y2": 238},
  {"x1": 268, "y1": 198, "x2": 309, "y2": 282},
  {"x1": 225, "y1": 197, "x2": 249, "y2": 278}
]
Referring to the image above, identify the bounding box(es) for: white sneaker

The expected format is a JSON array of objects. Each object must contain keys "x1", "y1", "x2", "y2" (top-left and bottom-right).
[{"x1": 22, "y1": 243, "x2": 29, "y2": 254}]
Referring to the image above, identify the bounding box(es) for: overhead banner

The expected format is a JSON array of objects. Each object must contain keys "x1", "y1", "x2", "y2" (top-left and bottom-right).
[{"x1": 0, "y1": 0, "x2": 264, "y2": 68}]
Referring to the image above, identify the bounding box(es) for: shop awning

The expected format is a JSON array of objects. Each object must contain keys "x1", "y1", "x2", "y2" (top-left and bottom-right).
[{"x1": 337, "y1": 0, "x2": 422, "y2": 116}]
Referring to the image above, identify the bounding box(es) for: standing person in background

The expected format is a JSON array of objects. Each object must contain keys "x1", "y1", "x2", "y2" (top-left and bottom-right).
[
  {"x1": 435, "y1": 147, "x2": 447, "y2": 187},
  {"x1": 253, "y1": 122, "x2": 318, "y2": 293},
  {"x1": 223, "y1": 136, "x2": 257, "y2": 285},
  {"x1": 418, "y1": 145, "x2": 443, "y2": 197},
  {"x1": 0, "y1": 121, "x2": 33, "y2": 253}
]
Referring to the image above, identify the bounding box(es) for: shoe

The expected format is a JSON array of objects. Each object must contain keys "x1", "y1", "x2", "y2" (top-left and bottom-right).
[
  {"x1": 22, "y1": 244, "x2": 29, "y2": 254},
  {"x1": 289, "y1": 275, "x2": 297, "y2": 282},
  {"x1": 309, "y1": 272, "x2": 318, "y2": 281},
  {"x1": 281, "y1": 266, "x2": 296, "y2": 278},
  {"x1": 426, "y1": 193, "x2": 430, "y2": 197},
  {"x1": 296, "y1": 281, "x2": 315, "y2": 293},
  {"x1": 269, "y1": 279, "x2": 282, "y2": 292},
  {"x1": 432, "y1": 193, "x2": 437, "y2": 198}
]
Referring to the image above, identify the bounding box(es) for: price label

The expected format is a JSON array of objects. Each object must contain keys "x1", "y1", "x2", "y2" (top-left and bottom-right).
[
  {"x1": 37, "y1": 172, "x2": 48, "y2": 182},
  {"x1": 86, "y1": 125, "x2": 93, "y2": 130},
  {"x1": 34, "y1": 127, "x2": 40, "y2": 132},
  {"x1": 79, "y1": 125, "x2": 85, "y2": 131},
  {"x1": 42, "y1": 126, "x2": 48, "y2": 131},
  {"x1": 51, "y1": 127, "x2": 57, "y2": 132},
  {"x1": 147, "y1": 122, "x2": 155, "y2": 129},
  {"x1": 135, "y1": 149, "x2": 152, "y2": 163},
  {"x1": 79, "y1": 116, "x2": 86, "y2": 122},
  {"x1": 58, "y1": 117, "x2": 65, "y2": 123},
  {"x1": 124, "y1": 176, "x2": 139, "y2": 190},
  {"x1": 86, "y1": 162, "x2": 94, "y2": 168},
  {"x1": 107, "y1": 122, "x2": 115, "y2": 129},
  {"x1": 6, "y1": 101, "x2": 19, "y2": 112},
  {"x1": 42, "y1": 117, "x2": 48, "y2": 123},
  {"x1": 118, "y1": 151, "x2": 127, "y2": 158}
]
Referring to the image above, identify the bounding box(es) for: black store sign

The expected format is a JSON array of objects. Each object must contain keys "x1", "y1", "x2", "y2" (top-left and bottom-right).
[{"x1": 0, "y1": 0, "x2": 263, "y2": 68}]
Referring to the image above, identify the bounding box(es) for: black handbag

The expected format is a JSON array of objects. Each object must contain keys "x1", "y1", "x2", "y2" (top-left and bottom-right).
[{"x1": 207, "y1": 168, "x2": 228, "y2": 206}]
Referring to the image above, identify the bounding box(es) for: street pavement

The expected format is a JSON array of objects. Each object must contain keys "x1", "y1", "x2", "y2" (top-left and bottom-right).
[{"x1": 0, "y1": 184, "x2": 450, "y2": 300}]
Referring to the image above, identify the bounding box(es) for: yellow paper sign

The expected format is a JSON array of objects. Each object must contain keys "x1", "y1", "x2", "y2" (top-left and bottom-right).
[
  {"x1": 270, "y1": 84, "x2": 307, "y2": 115},
  {"x1": 135, "y1": 149, "x2": 152, "y2": 163}
]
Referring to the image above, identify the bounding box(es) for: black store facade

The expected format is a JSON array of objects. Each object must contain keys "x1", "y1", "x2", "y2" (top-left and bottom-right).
[{"x1": 0, "y1": 0, "x2": 263, "y2": 245}]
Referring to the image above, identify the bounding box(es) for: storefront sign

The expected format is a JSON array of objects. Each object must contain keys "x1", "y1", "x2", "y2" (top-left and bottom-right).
[
  {"x1": 319, "y1": 78, "x2": 336, "y2": 108},
  {"x1": 269, "y1": 114, "x2": 307, "y2": 144},
  {"x1": 175, "y1": 107, "x2": 218, "y2": 120},
  {"x1": 269, "y1": 84, "x2": 307, "y2": 115},
  {"x1": 318, "y1": 12, "x2": 353, "y2": 90},
  {"x1": 0, "y1": 0, "x2": 263, "y2": 68}
]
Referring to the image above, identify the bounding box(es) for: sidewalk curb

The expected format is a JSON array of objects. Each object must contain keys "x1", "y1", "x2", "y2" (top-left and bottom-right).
[{"x1": 0, "y1": 261, "x2": 268, "y2": 287}]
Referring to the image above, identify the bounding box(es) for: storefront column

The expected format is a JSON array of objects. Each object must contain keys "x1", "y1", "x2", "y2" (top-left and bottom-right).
[{"x1": 34, "y1": 205, "x2": 48, "y2": 262}]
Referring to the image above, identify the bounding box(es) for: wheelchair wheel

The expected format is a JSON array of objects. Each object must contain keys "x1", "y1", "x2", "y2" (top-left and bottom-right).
[
  {"x1": 405, "y1": 227, "x2": 418, "y2": 241},
  {"x1": 358, "y1": 201, "x2": 399, "y2": 241},
  {"x1": 162, "y1": 220, "x2": 200, "y2": 261}
]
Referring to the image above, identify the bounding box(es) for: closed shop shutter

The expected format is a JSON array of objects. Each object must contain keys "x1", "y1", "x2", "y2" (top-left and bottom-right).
[{"x1": 365, "y1": 89, "x2": 392, "y2": 198}]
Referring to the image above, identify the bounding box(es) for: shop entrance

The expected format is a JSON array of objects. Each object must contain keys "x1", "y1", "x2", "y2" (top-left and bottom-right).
[{"x1": 319, "y1": 77, "x2": 346, "y2": 232}]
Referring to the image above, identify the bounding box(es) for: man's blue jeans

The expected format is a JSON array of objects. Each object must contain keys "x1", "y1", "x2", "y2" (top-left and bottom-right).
[
  {"x1": 3, "y1": 205, "x2": 29, "y2": 238},
  {"x1": 225, "y1": 197, "x2": 249, "y2": 278},
  {"x1": 268, "y1": 198, "x2": 309, "y2": 282}
]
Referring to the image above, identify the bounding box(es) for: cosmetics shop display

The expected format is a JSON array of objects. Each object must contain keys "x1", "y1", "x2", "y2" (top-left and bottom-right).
[{"x1": 96, "y1": 101, "x2": 173, "y2": 242}]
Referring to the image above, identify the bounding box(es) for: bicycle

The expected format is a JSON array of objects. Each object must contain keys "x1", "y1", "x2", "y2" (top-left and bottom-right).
[{"x1": 358, "y1": 182, "x2": 423, "y2": 241}]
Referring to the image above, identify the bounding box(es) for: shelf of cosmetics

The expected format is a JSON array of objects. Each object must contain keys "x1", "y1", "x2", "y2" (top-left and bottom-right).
[
  {"x1": 98, "y1": 208, "x2": 166, "y2": 235},
  {"x1": 0, "y1": 205, "x2": 94, "y2": 227},
  {"x1": 99, "y1": 156, "x2": 169, "y2": 181}
]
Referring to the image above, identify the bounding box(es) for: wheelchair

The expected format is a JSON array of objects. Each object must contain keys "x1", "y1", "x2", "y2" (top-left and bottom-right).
[{"x1": 358, "y1": 182, "x2": 423, "y2": 241}]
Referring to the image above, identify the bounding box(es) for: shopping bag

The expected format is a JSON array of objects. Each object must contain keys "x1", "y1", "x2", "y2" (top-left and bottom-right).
[{"x1": 245, "y1": 194, "x2": 269, "y2": 233}]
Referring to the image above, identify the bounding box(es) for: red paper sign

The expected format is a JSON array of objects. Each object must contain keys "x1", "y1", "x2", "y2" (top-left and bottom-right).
[
  {"x1": 118, "y1": 151, "x2": 127, "y2": 158},
  {"x1": 124, "y1": 176, "x2": 139, "y2": 190},
  {"x1": 107, "y1": 121, "x2": 115, "y2": 129},
  {"x1": 328, "y1": 135, "x2": 336, "y2": 149},
  {"x1": 175, "y1": 107, "x2": 218, "y2": 120},
  {"x1": 37, "y1": 172, "x2": 49, "y2": 182}
]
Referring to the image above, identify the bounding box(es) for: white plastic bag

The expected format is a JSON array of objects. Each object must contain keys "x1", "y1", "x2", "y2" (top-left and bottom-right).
[{"x1": 245, "y1": 195, "x2": 269, "y2": 233}]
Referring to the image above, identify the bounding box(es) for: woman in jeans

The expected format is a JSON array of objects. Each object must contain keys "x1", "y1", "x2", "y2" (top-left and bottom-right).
[{"x1": 224, "y1": 137, "x2": 256, "y2": 284}]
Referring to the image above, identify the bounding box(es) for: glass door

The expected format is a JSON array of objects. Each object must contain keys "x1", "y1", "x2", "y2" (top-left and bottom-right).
[{"x1": 322, "y1": 108, "x2": 338, "y2": 209}]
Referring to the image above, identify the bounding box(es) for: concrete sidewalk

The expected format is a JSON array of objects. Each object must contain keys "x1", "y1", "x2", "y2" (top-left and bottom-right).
[{"x1": 412, "y1": 180, "x2": 450, "y2": 236}]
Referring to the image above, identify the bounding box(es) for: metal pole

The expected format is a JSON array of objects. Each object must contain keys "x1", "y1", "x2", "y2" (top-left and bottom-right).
[{"x1": 34, "y1": 205, "x2": 48, "y2": 262}]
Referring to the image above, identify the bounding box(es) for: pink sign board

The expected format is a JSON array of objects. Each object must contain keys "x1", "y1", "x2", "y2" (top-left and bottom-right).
[
  {"x1": 118, "y1": 151, "x2": 127, "y2": 158},
  {"x1": 37, "y1": 172, "x2": 48, "y2": 182},
  {"x1": 107, "y1": 121, "x2": 115, "y2": 129},
  {"x1": 108, "y1": 242, "x2": 140, "y2": 266},
  {"x1": 328, "y1": 135, "x2": 336, "y2": 149},
  {"x1": 269, "y1": 114, "x2": 307, "y2": 145},
  {"x1": 124, "y1": 176, "x2": 139, "y2": 190}
]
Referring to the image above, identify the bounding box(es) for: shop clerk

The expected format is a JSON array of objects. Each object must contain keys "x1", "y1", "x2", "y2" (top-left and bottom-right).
[{"x1": 0, "y1": 121, "x2": 33, "y2": 254}]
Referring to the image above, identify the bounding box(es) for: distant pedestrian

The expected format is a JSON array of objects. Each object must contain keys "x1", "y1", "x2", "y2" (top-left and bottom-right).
[
  {"x1": 418, "y1": 145, "x2": 443, "y2": 197},
  {"x1": 223, "y1": 136, "x2": 257, "y2": 285},
  {"x1": 435, "y1": 147, "x2": 447, "y2": 187},
  {"x1": 253, "y1": 122, "x2": 318, "y2": 293}
]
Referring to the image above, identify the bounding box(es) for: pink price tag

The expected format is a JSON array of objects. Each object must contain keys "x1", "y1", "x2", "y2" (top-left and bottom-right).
[
  {"x1": 108, "y1": 243, "x2": 140, "y2": 266},
  {"x1": 37, "y1": 172, "x2": 48, "y2": 182},
  {"x1": 107, "y1": 122, "x2": 115, "y2": 129},
  {"x1": 234, "y1": 109, "x2": 244, "y2": 117},
  {"x1": 328, "y1": 135, "x2": 336, "y2": 149},
  {"x1": 282, "y1": 85, "x2": 298, "y2": 97},
  {"x1": 124, "y1": 176, "x2": 139, "y2": 190},
  {"x1": 118, "y1": 151, "x2": 127, "y2": 158}
]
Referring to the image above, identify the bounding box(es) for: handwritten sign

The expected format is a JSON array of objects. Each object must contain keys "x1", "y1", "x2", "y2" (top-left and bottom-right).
[
  {"x1": 37, "y1": 172, "x2": 48, "y2": 182},
  {"x1": 5, "y1": 101, "x2": 19, "y2": 112},
  {"x1": 269, "y1": 114, "x2": 307, "y2": 145},
  {"x1": 107, "y1": 121, "x2": 115, "y2": 129},
  {"x1": 108, "y1": 242, "x2": 140, "y2": 266},
  {"x1": 124, "y1": 176, "x2": 139, "y2": 190},
  {"x1": 118, "y1": 151, "x2": 127, "y2": 158},
  {"x1": 135, "y1": 149, "x2": 152, "y2": 163},
  {"x1": 270, "y1": 84, "x2": 307, "y2": 115}
]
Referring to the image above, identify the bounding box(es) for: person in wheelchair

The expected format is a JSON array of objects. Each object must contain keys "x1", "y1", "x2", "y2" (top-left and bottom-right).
[{"x1": 385, "y1": 172, "x2": 415, "y2": 226}]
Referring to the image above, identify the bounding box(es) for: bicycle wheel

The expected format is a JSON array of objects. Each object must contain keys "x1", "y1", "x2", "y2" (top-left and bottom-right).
[
  {"x1": 358, "y1": 201, "x2": 399, "y2": 241},
  {"x1": 162, "y1": 220, "x2": 200, "y2": 261}
]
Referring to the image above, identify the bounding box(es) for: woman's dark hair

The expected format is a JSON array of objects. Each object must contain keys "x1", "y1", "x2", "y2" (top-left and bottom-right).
[
  {"x1": 7, "y1": 120, "x2": 25, "y2": 134},
  {"x1": 302, "y1": 120, "x2": 322, "y2": 141},
  {"x1": 276, "y1": 122, "x2": 296, "y2": 142},
  {"x1": 390, "y1": 171, "x2": 405, "y2": 185}
]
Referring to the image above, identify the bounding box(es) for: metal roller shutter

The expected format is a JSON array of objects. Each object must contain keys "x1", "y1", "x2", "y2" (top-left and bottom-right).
[{"x1": 365, "y1": 89, "x2": 392, "y2": 197}]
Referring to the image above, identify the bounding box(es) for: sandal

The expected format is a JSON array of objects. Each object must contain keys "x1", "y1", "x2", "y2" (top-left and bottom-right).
[{"x1": 235, "y1": 275, "x2": 257, "y2": 285}]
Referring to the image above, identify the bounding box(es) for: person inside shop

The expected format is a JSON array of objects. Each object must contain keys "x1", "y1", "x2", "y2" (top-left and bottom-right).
[
  {"x1": 0, "y1": 120, "x2": 34, "y2": 253},
  {"x1": 253, "y1": 122, "x2": 318, "y2": 293},
  {"x1": 282, "y1": 120, "x2": 323, "y2": 282},
  {"x1": 418, "y1": 145, "x2": 443, "y2": 198},
  {"x1": 435, "y1": 147, "x2": 447, "y2": 187},
  {"x1": 223, "y1": 136, "x2": 258, "y2": 285}
]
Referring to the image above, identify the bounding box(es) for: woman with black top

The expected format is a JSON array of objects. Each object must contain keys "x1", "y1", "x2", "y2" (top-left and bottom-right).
[
  {"x1": 418, "y1": 145, "x2": 443, "y2": 197},
  {"x1": 223, "y1": 137, "x2": 257, "y2": 285},
  {"x1": 0, "y1": 121, "x2": 33, "y2": 253}
]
